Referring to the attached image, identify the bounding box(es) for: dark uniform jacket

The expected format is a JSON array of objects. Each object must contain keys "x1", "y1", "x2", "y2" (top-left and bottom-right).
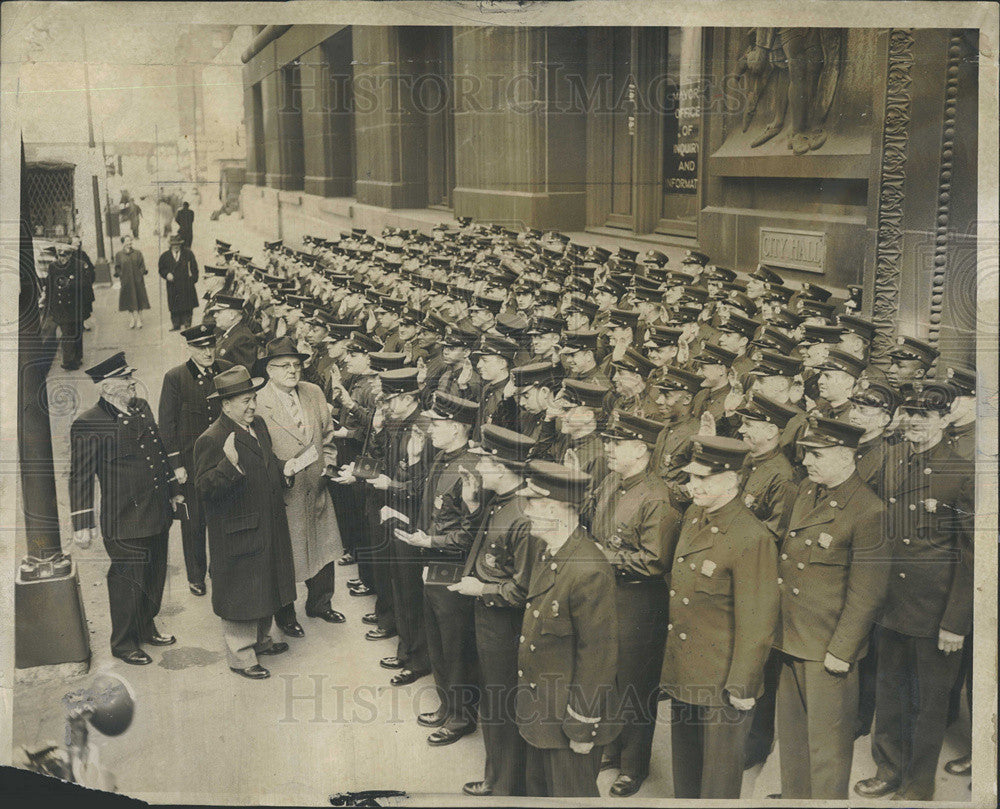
[
  {"x1": 370, "y1": 406, "x2": 430, "y2": 524},
  {"x1": 215, "y1": 321, "x2": 260, "y2": 372},
  {"x1": 464, "y1": 487, "x2": 540, "y2": 609},
  {"x1": 70, "y1": 397, "x2": 177, "y2": 540},
  {"x1": 418, "y1": 444, "x2": 480, "y2": 581},
  {"x1": 661, "y1": 495, "x2": 780, "y2": 705},
  {"x1": 158, "y1": 359, "x2": 233, "y2": 472},
  {"x1": 855, "y1": 435, "x2": 891, "y2": 500},
  {"x1": 691, "y1": 383, "x2": 735, "y2": 437},
  {"x1": 193, "y1": 414, "x2": 296, "y2": 621},
  {"x1": 44, "y1": 256, "x2": 87, "y2": 322},
  {"x1": 738, "y1": 446, "x2": 796, "y2": 538},
  {"x1": 585, "y1": 469, "x2": 681, "y2": 581},
  {"x1": 775, "y1": 472, "x2": 889, "y2": 664},
  {"x1": 474, "y1": 377, "x2": 518, "y2": 442},
  {"x1": 517, "y1": 527, "x2": 621, "y2": 749},
  {"x1": 570, "y1": 362, "x2": 611, "y2": 387},
  {"x1": 877, "y1": 439, "x2": 974, "y2": 638},
  {"x1": 157, "y1": 247, "x2": 199, "y2": 313},
  {"x1": 944, "y1": 421, "x2": 974, "y2": 461},
  {"x1": 435, "y1": 363, "x2": 484, "y2": 404}
]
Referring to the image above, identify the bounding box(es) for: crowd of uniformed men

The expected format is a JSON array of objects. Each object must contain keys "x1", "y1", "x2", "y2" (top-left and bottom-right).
[{"x1": 64, "y1": 220, "x2": 976, "y2": 800}]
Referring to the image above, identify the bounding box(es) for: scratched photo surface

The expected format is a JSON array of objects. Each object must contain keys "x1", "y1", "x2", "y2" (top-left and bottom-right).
[{"x1": 1, "y1": 2, "x2": 996, "y2": 807}]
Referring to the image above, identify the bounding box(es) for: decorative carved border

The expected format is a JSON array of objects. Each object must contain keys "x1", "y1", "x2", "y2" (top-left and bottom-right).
[
  {"x1": 926, "y1": 32, "x2": 964, "y2": 377},
  {"x1": 871, "y1": 29, "x2": 915, "y2": 364}
]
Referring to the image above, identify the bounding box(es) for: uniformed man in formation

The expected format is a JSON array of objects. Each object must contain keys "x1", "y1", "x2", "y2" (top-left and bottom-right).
[{"x1": 67, "y1": 221, "x2": 976, "y2": 798}]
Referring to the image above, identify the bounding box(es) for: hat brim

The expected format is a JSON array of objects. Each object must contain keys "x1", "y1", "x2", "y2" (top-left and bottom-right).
[
  {"x1": 680, "y1": 459, "x2": 719, "y2": 476},
  {"x1": 206, "y1": 376, "x2": 267, "y2": 399}
]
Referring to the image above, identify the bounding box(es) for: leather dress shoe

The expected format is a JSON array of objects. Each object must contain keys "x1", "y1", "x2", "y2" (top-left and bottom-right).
[
  {"x1": 278, "y1": 621, "x2": 305, "y2": 638},
  {"x1": 113, "y1": 650, "x2": 152, "y2": 665},
  {"x1": 417, "y1": 709, "x2": 447, "y2": 728},
  {"x1": 347, "y1": 577, "x2": 363, "y2": 587},
  {"x1": 365, "y1": 627, "x2": 396, "y2": 641},
  {"x1": 854, "y1": 777, "x2": 901, "y2": 798},
  {"x1": 349, "y1": 584, "x2": 374, "y2": 597},
  {"x1": 144, "y1": 632, "x2": 176, "y2": 646},
  {"x1": 610, "y1": 774, "x2": 643, "y2": 798},
  {"x1": 337, "y1": 553, "x2": 356, "y2": 566},
  {"x1": 257, "y1": 642, "x2": 289, "y2": 656},
  {"x1": 944, "y1": 754, "x2": 971, "y2": 776},
  {"x1": 462, "y1": 781, "x2": 493, "y2": 797},
  {"x1": 188, "y1": 582, "x2": 206, "y2": 596},
  {"x1": 379, "y1": 656, "x2": 405, "y2": 670},
  {"x1": 306, "y1": 608, "x2": 346, "y2": 623},
  {"x1": 362, "y1": 612, "x2": 379, "y2": 626},
  {"x1": 427, "y1": 724, "x2": 475, "y2": 746},
  {"x1": 230, "y1": 664, "x2": 270, "y2": 680},
  {"x1": 390, "y1": 668, "x2": 429, "y2": 686}
]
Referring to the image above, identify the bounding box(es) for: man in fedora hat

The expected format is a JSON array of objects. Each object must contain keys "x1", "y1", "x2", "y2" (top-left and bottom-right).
[
  {"x1": 193, "y1": 366, "x2": 298, "y2": 680},
  {"x1": 254, "y1": 337, "x2": 344, "y2": 637},
  {"x1": 70, "y1": 352, "x2": 182, "y2": 665},
  {"x1": 157, "y1": 324, "x2": 234, "y2": 596},
  {"x1": 158, "y1": 233, "x2": 200, "y2": 331}
]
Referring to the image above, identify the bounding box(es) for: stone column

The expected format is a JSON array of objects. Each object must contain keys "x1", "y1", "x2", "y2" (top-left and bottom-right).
[
  {"x1": 451, "y1": 27, "x2": 587, "y2": 230},
  {"x1": 261, "y1": 67, "x2": 305, "y2": 191}
]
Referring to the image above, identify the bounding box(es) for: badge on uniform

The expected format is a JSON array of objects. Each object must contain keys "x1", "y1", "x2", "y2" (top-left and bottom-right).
[
  {"x1": 818, "y1": 532, "x2": 833, "y2": 549},
  {"x1": 923, "y1": 498, "x2": 938, "y2": 513},
  {"x1": 700, "y1": 559, "x2": 716, "y2": 577},
  {"x1": 550, "y1": 599, "x2": 560, "y2": 617},
  {"x1": 434, "y1": 495, "x2": 444, "y2": 511},
  {"x1": 484, "y1": 553, "x2": 496, "y2": 568},
  {"x1": 744, "y1": 494, "x2": 756, "y2": 508}
]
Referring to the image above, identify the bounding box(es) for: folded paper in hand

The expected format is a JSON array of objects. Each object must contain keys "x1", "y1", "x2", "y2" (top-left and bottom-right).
[
  {"x1": 286, "y1": 444, "x2": 319, "y2": 476},
  {"x1": 380, "y1": 506, "x2": 410, "y2": 525}
]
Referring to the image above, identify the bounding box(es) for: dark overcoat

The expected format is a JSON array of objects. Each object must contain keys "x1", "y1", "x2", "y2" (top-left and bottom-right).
[
  {"x1": 158, "y1": 247, "x2": 200, "y2": 313},
  {"x1": 193, "y1": 413, "x2": 296, "y2": 621}
]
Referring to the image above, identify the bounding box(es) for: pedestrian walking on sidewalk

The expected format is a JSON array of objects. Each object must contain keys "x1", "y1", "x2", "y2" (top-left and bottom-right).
[
  {"x1": 114, "y1": 235, "x2": 150, "y2": 329},
  {"x1": 159, "y1": 234, "x2": 199, "y2": 331}
]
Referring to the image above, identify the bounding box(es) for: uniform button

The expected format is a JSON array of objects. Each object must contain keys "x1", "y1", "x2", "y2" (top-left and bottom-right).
[
  {"x1": 889, "y1": 497, "x2": 897, "y2": 503},
  {"x1": 805, "y1": 539, "x2": 812, "y2": 546},
  {"x1": 924, "y1": 468, "x2": 932, "y2": 475},
  {"x1": 532, "y1": 610, "x2": 539, "y2": 618},
  {"x1": 781, "y1": 553, "x2": 788, "y2": 561},
  {"x1": 519, "y1": 635, "x2": 525, "y2": 643},
  {"x1": 677, "y1": 556, "x2": 684, "y2": 564},
  {"x1": 789, "y1": 531, "x2": 796, "y2": 537},
  {"x1": 909, "y1": 504, "x2": 917, "y2": 511},
  {"x1": 899, "y1": 572, "x2": 906, "y2": 579},
  {"x1": 710, "y1": 526, "x2": 719, "y2": 534},
  {"x1": 902, "y1": 538, "x2": 911, "y2": 545},
  {"x1": 679, "y1": 633, "x2": 687, "y2": 641},
  {"x1": 690, "y1": 563, "x2": 696, "y2": 570},
  {"x1": 490, "y1": 543, "x2": 496, "y2": 548},
  {"x1": 777, "y1": 577, "x2": 783, "y2": 584},
  {"x1": 669, "y1": 589, "x2": 675, "y2": 597},
  {"x1": 691, "y1": 518, "x2": 698, "y2": 524},
  {"x1": 518, "y1": 669, "x2": 523, "y2": 677},
  {"x1": 529, "y1": 644, "x2": 535, "y2": 651},
  {"x1": 591, "y1": 730, "x2": 597, "y2": 737},
  {"x1": 792, "y1": 588, "x2": 800, "y2": 595},
  {"x1": 830, "y1": 500, "x2": 838, "y2": 507},
  {"x1": 550, "y1": 563, "x2": 557, "y2": 571},
  {"x1": 682, "y1": 597, "x2": 689, "y2": 605},
  {"x1": 667, "y1": 623, "x2": 673, "y2": 631},
  {"x1": 797, "y1": 562, "x2": 805, "y2": 570}
]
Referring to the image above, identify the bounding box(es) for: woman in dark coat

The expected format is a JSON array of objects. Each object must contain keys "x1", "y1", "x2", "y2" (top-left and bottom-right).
[
  {"x1": 113, "y1": 235, "x2": 150, "y2": 328},
  {"x1": 193, "y1": 367, "x2": 297, "y2": 678},
  {"x1": 158, "y1": 234, "x2": 200, "y2": 331}
]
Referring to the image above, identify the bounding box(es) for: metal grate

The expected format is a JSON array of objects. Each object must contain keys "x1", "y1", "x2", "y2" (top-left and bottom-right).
[{"x1": 24, "y1": 167, "x2": 75, "y2": 238}]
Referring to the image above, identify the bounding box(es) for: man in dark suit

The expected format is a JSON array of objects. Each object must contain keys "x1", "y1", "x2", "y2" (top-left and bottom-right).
[
  {"x1": 854, "y1": 385, "x2": 975, "y2": 801},
  {"x1": 662, "y1": 436, "x2": 780, "y2": 798},
  {"x1": 70, "y1": 352, "x2": 182, "y2": 664},
  {"x1": 450, "y1": 425, "x2": 540, "y2": 797},
  {"x1": 193, "y1": 366, "x2": 298, "y2": 680},
  {"x1": 774, "y1": 416, "x2": 889, "y2": 799},
  {"x1": 158, "y1": 324, "x2": 233, "y2": 595},
  {"x1": 586, "y1": 412, "x2": 681, "y2": 797},
  {"x1": 158, "y1": 234, "x2": 199, "y2": 331},
  {"x1": 516, "y1": 461, "x2": 621, "y2": 798},
  {"x1": 175, "y1": 201, "x2": 194, "y2": 249},
  {"x1": 43, "y1": 241, "x2": 88, "y2": 370},
  {"x1": 211, "y1": 295, "x2": 260, "y2": 372}
]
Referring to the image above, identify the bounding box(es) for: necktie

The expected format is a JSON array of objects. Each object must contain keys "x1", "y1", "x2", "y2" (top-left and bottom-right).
[{"x1": 287, "y1": 390, "x2": 306, "y2": 435}]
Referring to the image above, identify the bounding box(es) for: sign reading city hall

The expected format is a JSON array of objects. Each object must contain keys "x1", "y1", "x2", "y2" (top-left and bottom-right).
[{"x1": 759, "y1": 227, "x2": 827, "y2": 274}]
